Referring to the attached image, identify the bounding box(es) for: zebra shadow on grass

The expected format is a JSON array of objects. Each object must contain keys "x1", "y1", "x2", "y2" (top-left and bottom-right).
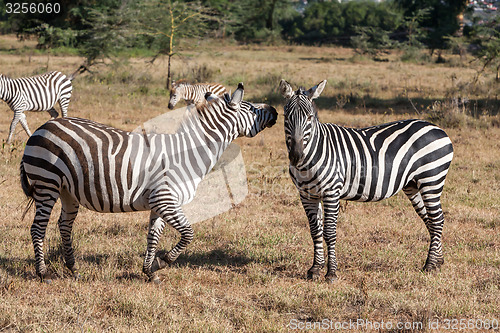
[
  {"x1": 162, "y1": 248, "x2": 253, "y2": 269},
  {"x1": 0, "y1": 245, "x2": 255, "y2": 282},
  {"x1": 0, "y1": 243, "x2": 110, "y2": 281},
  {"x1": 114, "y1": 248, "x2": 255, "y2": 282}
]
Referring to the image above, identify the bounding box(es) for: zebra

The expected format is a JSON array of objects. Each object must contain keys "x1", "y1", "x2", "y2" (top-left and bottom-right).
[
  {"x1": 0, "y1": 71, "x2": 73, "y2": 144},
  {"x1": 168, "y1": 81, "x2": 226, "y2": 109},
  {"x1": 279, "y1": 79, "x2": 454, "y2": 282},
  {"x1": 20, "y1": 83, "x2": 277, "y2": 283}
]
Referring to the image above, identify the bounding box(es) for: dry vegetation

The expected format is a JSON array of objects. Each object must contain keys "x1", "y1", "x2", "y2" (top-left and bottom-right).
[{"x1": 0, "y1": 36, "x2": 498, "y2": 332}]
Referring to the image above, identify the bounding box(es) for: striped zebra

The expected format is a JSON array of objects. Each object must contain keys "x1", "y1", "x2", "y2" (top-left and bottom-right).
[
  {"x1": 0, "y1": 71, "x2": 73, "y2": 143},
  {"x1": 168, "y1": 81, "x2": 226, "y2": 109},
  {"x1": 279, "y1": 79, "x2": 454, "y2": 282},
  {"x1": 20, "y1": 83, "x2": 277, "y2": 283}
]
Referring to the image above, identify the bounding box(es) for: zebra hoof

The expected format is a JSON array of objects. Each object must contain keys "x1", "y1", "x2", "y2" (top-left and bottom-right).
[
  {"x1": 325, "y1": 272, "x2": 338, "y2": 283},
  {"x1": 151, "y1": 256, "x2": 169, "y2": 273},
  {"x1": 38, "y1": 271, "x2": 54, "y2": 284},
  {"x1": 422, "y1": 264, "x2": 441, "y2": 272},
  {"x1": 307, "y1": 267, "x2": 323, "y2": 280},
  {"x1": 40, "y1": 275, "x2": 53, "y2": 284},
  {"x1": 422, "y1": 258, "x2": 444, "y2": 272},
  {"x1": 148, "y1": 275, "x2": 161, "y2": 284}
]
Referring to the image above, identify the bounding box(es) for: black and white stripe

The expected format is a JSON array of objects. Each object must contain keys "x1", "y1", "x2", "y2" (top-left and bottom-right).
[
  {"x1": 168, "y1": 81, "x2": 226, "y2": 109},
  {"x1": 0, "y1": 71, "x2": 72, "y2": 143},
  {"x1": 279, "y1": 79, "x2": 454, "y2": 282},
  {"x1": 20, "y1": 83, "x2": 277, "y2": 283}
]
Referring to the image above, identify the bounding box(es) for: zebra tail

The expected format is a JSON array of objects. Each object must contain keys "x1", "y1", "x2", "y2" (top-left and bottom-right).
[{"x1": 20, "y1": 161, "x2": 35, "y2": 220}]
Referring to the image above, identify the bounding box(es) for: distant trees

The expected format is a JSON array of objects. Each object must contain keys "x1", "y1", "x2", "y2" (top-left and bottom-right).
[
  {"x1": 280, "y1": 1, "x2": 404, "y2": 45},
  {"x1": 0, "y1": 0, "x2": 482, "y2": 57},
  {"x1": 467, "y1": 16, "x2": 500, "y2": 83},
  {"x1": 394, "y1": 0, "x2": 468, "y2": 52}
]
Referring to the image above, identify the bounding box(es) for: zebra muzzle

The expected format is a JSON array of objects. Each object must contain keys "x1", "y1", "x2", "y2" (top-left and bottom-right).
[{"x1": 288, "y1": 135, "x2": 304, "y2": 167}]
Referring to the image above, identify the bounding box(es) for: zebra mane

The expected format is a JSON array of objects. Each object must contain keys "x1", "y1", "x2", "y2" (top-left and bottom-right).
[
  {"x1": 296, "y1": 87, "x2": 306, "y2": 95},
  {"x1": 177, "y1": 95, "x2": 226, "y2": 134},
  {"x1": 174, "y1": 79, "x2": 190, "y2": 86},
  {"x1": 292, "y1": 87, "x2": 319, "y2": 118},
  {"x1": 178, "y1": 105, "x2": 204, "y2": 134}
]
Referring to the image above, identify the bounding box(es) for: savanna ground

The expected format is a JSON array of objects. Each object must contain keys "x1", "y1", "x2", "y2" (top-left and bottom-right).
[{"x1": 0, "y1": 35, "x2": 498, "y2": 332}]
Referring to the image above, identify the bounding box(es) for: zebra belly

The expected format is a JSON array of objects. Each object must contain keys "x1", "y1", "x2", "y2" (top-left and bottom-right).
[{"x1": 22, "y1": 93, "x2": 58, "y2": 111}]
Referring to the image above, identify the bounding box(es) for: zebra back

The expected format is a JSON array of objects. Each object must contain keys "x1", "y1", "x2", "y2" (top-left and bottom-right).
[
  {"x1": 280, "y1": 79, "x2": 454, "y2": 202},
  {"x1": 169, "y1": 81, "x2": 227, "y2": 109},
  {"x1": 2, "y1": 71, "x2": 72, "y2": 112}
]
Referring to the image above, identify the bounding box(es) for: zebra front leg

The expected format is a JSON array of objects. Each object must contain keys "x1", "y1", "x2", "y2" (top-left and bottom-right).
[
  {"x1": 143, "y1": 207, "x2": 194, "y2": 283},
  {"x1": 323, "y1": 193, "x2": 340, "y2": 283},
  {"x1": 7, "y1": 111, "x2": 24, "y2": 143},
  {"x1": 301, "y1": 196, "x2": 325, "y2": 280},
  {"x1": 142, "y1": 212, "x2": 167, "y2": 282},
  {"x1": 58, "y1": 192, "x2": 80, "y2": 279}
]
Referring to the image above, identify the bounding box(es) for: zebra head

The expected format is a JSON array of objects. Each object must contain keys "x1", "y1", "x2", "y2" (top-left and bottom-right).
[
  {"x1": 279, "y1": 79, "x2": 327, "y2": 167},
  {"x1": 203, "y1": 82, "x2": 277, "y2": 138},
  {"x1": 168, "y1": 81, "x2": 184, "y2": 109}
]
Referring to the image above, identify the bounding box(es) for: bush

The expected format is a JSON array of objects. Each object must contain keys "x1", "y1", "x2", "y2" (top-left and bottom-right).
[
  {"x1": 281, "y1": 1, "x2": 404, "y2": 45},
  {"x1": 177, "y1": 64, "x2": 219, "y2": 83},
  {"x1": 425, "y1": 98, "x2": 491, "y2": 129}
]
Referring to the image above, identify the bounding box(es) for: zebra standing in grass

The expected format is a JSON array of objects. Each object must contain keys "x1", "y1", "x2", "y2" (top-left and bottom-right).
[
  {"x1": 168, "y1": 81, "x2": 226, "y2": 109},
  {"x1": 279, "y1": 79, "x2": 453, "y2": 282},
  {"x1": 0, "y1": 71, "x2": 73, "y2": 143},
  {"x1": 20, "y1": 83, "x2": 277, "y2": 283}
]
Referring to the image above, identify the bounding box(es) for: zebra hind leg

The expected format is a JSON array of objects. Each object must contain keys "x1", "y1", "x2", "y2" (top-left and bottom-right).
[
  {"x1": 57, "y1": 190, "x2": 80, "y2": 279},
  {"x1": 31, "y1": 196, "x2": 58, "y2": 283},
  {"x1": 18, "y1": 113, "x2": 32, "y2": 138},
  {"x1": 420, "y1": 187, "x2": 445, "y2": 272},
  {"x1": 48, "y1": 108, "x2": 59, "y2": 119},
  {"x1": 58, "y1": 98, "x2": 69, "y2": 117},
  {"x1": 403, "y1": 181, "x2": 444, "y2": 271}
]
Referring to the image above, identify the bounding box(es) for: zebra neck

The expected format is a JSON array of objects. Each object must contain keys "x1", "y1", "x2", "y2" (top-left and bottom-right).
[
  {"x1": 298, "y1": 121, "x2": 333, "y2": 170},
  {"x1": 303, "y1": 119, "x2": 322, "y2": 155},
  {"x1": 169, "y1": 111, "x2": 236, "y2": 176}
]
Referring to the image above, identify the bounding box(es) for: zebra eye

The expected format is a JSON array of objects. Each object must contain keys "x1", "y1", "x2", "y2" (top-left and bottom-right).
[{"x1": 307, "y1": 114, "x2": 313, "y2": 121}]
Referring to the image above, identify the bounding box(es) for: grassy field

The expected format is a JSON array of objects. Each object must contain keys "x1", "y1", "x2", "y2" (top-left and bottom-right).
[{"x1": 0, "y1": 36, "x2": 499, "y2": 332}]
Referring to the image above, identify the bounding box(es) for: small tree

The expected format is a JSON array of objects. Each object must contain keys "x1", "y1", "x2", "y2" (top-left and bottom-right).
[
  {"x1": 468, "y1": 17, "x2": 500, "y2": 84},
  {"x1": 132, "y1": 0, "x2": 213, "y2": 89},
  {"x1": 70, "y1": 2, "x2": 132, "y2": 79}
]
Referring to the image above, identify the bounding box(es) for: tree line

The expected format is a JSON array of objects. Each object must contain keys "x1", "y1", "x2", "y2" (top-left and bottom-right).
[
  {"x1": 0, "y1": 0, "x2": 469, "y2": 48},
  {"x1": 0, "y1": 0, "x2": 497, "y2": 83}
]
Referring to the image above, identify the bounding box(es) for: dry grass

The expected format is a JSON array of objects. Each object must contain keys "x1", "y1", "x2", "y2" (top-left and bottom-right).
[{"x1": 0, "y1": 36, "x2": 498, "y2": 332}]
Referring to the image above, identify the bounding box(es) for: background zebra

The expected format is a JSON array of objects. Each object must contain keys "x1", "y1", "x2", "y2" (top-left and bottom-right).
[
  {"x1": 279, "y1": 79, "x2": 453, "y2": 282},
  {"x1": 0, "y1": 71, "x2": 73, "y2": 143},
  {"x1": 168, "y1": 81, "x2": 226, "y2": 109},
  {"x1": 20, "y1": 83, "x2": 277, "y2": 283}
]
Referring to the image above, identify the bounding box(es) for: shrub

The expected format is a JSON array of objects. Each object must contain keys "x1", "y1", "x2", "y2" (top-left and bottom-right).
[{"x1": 177, "y1": 64, "x2": 219, "y2": 83}]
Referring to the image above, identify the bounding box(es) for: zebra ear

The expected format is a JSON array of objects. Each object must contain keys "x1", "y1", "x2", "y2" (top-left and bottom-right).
[
  {"x1": 306, "y1": 80, "x2": 327, "y2": 100},
  {"x1": 230, "y1": 82, "x2": 244, "y2": 106},
  {"x1": 279, "y1": 79, "x2": 294, "y2": 99},
  {"x1": 205, "y1": 91, "x2": 218, "y2": 102}
]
